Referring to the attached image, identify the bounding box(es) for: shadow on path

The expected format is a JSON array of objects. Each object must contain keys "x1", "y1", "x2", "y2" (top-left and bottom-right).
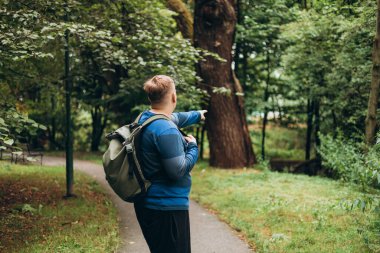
[{"x1": 43, "y1": 156, "x2": 253, "y2": 253}]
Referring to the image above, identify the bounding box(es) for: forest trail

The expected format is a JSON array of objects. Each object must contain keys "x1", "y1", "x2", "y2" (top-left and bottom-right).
[{"x1": 43, "y1": 156, "x2": 253, "y2": 253}]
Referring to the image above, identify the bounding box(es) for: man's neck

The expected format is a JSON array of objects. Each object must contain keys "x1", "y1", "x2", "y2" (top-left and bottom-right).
[{"x1": 149, "y1": 107, "x2": 172, "y2": 118}]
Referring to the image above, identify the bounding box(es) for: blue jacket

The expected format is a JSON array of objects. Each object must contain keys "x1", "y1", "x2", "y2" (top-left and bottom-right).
[{"x1": 136, "y1": 110, "x2": 200, "y2": 210}]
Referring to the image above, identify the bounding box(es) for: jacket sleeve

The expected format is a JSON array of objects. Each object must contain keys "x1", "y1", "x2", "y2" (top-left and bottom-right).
[
  {"x1": 156, "y1": 127, "x2": 199, "y2": 180},
  {"x1": 171, "y1": 111, "x2": 201, "y2": 128}
]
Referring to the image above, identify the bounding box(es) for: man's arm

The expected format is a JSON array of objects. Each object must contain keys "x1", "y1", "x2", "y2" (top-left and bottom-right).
[
  {"x1": 156, "y1": 128, "x2": 198, "y2": 180},
  {"x1": 171, "y1": 111, "x2": 201, "y2": 128}
]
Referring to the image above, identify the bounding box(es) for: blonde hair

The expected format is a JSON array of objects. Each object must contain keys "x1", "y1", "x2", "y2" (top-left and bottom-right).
[{"x1": 143, "y1": 75, "x2": 175, "y2": 104}]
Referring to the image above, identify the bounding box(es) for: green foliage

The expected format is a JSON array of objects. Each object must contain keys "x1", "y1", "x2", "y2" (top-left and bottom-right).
[
  {"x1": 238, "y1": 0, "x2": 375, "y2": 158},
  {"x1": 1, "y1": 0, "x2": 207, "y2": 151},
  {"x1": 236, "y1": 0, "x2": 296, "y2": 119},
  {"x1": 318, "y1": 133, "x2": 380, "y2": 190},
  {"x1": 325, "y1": 0, "x2": 375, "y2": 137},
  {"x1": 281, "y1": 1, "x2": 375, "y2": 138},
  {"x1": 0, "y1": 1, "x2": 56, "y2": 64},
  {"x1": 0, "y1": 103, "x2": 46, "y2": 150},
  {"x1": 73, "y1": 110, "x2": 93, "y2": 151}
]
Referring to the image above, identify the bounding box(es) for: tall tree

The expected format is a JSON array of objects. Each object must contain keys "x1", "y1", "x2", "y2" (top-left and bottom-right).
[
  {"x1": 365, "y1": 0, "x2": 380, "y2": 146},
  {"x1": 194, "y1": 0, "x2": 255, "y2": 168},
  {"x1": 64, "y1": 0, "x2": 74, "y2": 198}
]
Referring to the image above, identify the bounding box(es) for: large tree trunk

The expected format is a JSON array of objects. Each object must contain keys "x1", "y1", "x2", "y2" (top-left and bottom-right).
[
  {"x1": 194, "y1": 0, "x2": 256, "y2": 168},
  {"x1": 365, "y1": 0, "x2": 380, "y2": 146}
]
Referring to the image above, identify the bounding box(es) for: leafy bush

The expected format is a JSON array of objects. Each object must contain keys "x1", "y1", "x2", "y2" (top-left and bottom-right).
[
  {"x1": 319, "y1": 133, "x2": 380, "y2": 253},
  {"x1": 0, "y1": 102, "x2": 46, "y2": 151},
  {"x1": 318, "y1": 133, "x2": 380, "y2": 190}
]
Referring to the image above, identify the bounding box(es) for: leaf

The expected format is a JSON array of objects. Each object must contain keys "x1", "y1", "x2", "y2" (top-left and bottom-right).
[
  {"x1": 212, "y1": 87, "x2": 232, "y2": 96},
  {"x1": 21, "y1": 204, "x2": 37, "y2": 214},
  {"x1": 158, "y1": 9, "x2": 178, "y2": 18},
  {"x1": 4, "y1": 139, "x2": 14, "y2": 145},
  {"x1": 0, "y1": 127, "x2": 9, "y2": 132},
  {"x1": 38, "y1": 124, "x2": 47, "y2": 131}
]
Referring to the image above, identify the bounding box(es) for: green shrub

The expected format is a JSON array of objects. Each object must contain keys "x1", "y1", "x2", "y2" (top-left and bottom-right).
[{"x1": 318, "y1": 133, "x2": 380, "y2": 190}]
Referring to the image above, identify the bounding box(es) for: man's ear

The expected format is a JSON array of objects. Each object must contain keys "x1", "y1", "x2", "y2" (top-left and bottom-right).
[{"x1": 172, "y1": 92, "x2": 176, "y2": 103}]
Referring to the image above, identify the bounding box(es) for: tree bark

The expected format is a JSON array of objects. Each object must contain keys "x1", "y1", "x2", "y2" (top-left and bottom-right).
[
  {"x1": 200, "y1": 125, "x2": 206, "y2": 159},
  {"x1": 233, "y1": 0, "x2": 242, "y2": 76},
  {"x1": 314, "y1": 99, "x2": 321, "y2": 169},
  {"x1": 314, "y1": 100, "x2": 320, "y2": 151},
  {"x1": 166, "y1": 0, "x2": 194, "y2": 40},
  {"x1": 90, "y1": 105, "x2": 108, "y2": 152},
  {"x1": 261, "y1": 110, "x2": 268, "y2": 160},
  {"x1": 90, "y1": 106, "x2": 101, "y2": 152},
  {"x1": 261, "y1": 51, "x2": 271, "y2": 160},
  {"x1": 195, "y1": 126, "x2": 200, "y2": 143},
  {"x1": 64, "y1": 2, "x2": 74, "y2": 197},
  {"x1": 332, "y1": 109, "x2": 338, "y2": 138},
  {"x1": 365, "y1": 0, "x2": 380, "y2": 146},
  {"x1": 194, "y1": 0, "x2": 256, "y2": 168},
  {"x1": 275, "y1": 96, "x2": 283, "y2": 124},
  {"x1": 305, "y1": 99, "x2": 314, "y2": 160},
  {"x1": 241, "y1": 46, "x2": 248, "y2": 89},
  {"x1": 49, "y1": 95, "x2": 57, "y2": 150}
]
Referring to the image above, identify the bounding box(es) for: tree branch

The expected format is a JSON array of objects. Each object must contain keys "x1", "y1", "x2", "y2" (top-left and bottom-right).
[{"x1": 166, "y1": 0, "x2": 194, "y2": 41}]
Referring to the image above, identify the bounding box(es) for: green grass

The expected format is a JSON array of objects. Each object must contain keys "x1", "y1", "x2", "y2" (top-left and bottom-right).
[
  {"x1": 0, "y1": 162, "x2": 119, "y2": 253},
  {"x1": 191, "y1": 162, "x2": 380, "y2": 253}
]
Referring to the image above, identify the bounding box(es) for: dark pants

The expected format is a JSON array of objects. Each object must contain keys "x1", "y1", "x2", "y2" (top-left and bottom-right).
[{"x1": 134, "y1": 203, "x2": 191, "y2": 253}]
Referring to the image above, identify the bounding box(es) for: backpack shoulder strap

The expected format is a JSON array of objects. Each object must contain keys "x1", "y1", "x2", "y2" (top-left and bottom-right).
[
  {"x1": 133, "y1": 112, "x2": 144, "y2": 124},
  {"x1": 140, "y1": 114, "x2": 171, "y2": 128},
  {"x1": 125, "y1": 115, "x2": 169, "y2": 141},
  {"x1": 133, "y1": 112, "x2": 171, "y2": 125},
  {"x1": 116, "y1": 113, "x2": 180, "y2": 140},
  {"x1": 140, "y1": 114, "x2": 189, "y2": 136}
]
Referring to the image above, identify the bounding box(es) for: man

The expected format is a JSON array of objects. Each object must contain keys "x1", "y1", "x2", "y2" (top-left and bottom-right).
[{"x1": 134, "y1": 75, "x2": 206, "y2": 253}]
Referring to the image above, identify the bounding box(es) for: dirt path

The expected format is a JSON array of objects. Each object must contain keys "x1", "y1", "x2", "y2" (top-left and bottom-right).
[{"x1": 43, "y1": 156, "x2": 253, "y2": 253}]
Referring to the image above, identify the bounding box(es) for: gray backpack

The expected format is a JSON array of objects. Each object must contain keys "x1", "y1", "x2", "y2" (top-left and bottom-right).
[{"x1": 102, "y1": 113, "x2": 170, "y2": 202}]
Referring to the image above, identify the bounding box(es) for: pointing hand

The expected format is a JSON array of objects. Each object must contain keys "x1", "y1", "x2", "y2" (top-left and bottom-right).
[{"x1": 199, "y1": 110, "x2": 207, "y2": 121}]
